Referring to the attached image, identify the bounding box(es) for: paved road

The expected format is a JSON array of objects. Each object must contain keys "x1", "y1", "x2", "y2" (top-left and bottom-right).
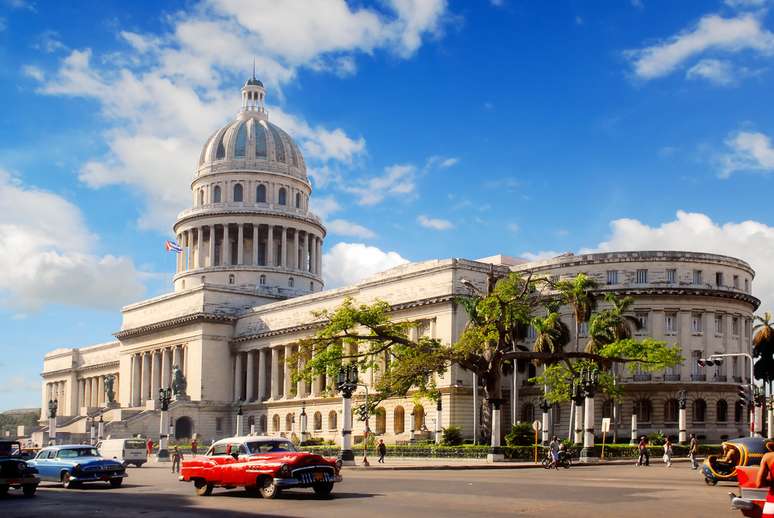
[{"x1": 1, "y1": 463, "x2": 736, "y2": 517}]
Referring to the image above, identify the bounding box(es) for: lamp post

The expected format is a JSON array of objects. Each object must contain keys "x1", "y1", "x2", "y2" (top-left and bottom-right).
[
  {"x1": 97, "y1": 412, "x2": 105, "y2": 442},
  {"x1": 336, "y1": 364, "x2": 358, "y2": 465},
  {"x1": 157, "y1": 387, "x2": 172, "y2": 462},
  {"x1": 539, "y1": 399, "x2": 551, "y2": 445},
  {"x1": 48, "y1": 399, "x2": 58, "y2": 445},
  {"x1": 85, "y1": 416, "x2": 95, "y2": 445},
  {"x1": 754, "y1": 387, "x2": 765, "y2": 438},
  {"x1": 300, "y1": 402, "x2": 308, "y2": 444},
  {"x1": 678, "y1": 389, "x2": 688, "y2": 444},
  {"x1": 580, "y1": 366, "x2": 600, "y2": 462},
  {"x1": 434, "y1": 399, "x2": 443, "y2": 445},
  {"x1": 236, "y1": 405, "x2": 244, "y2": 437},
  {"x1": 570, "y1": 380, "x2": 584, "y2": 445}
]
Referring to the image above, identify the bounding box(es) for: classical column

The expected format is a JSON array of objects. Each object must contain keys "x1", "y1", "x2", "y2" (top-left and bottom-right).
[
  {"x1": 161, "y1": 348, "x2": 171, "y2": 389},
  {"x1": 301, "y1": 232, "x2": 309, "y2": 272},
  {"x1": 258, "y1": 349, "x2": 269, "y2": 401},
  {"x1": 267, "y1": 225, "x2": 274, "y2": 266},
  {"x1": 237, "y1": 223, "x2": 244, "y2": 265},
  {"x1": 77, "y1": 379, "x2": 84, "y2": 410},
  {"x1": 185, "y1": 230, "x2": 191, "y2": 271},
  {"x1": 316, "y1": 237, "x2": 322, "y2": 275},
  {"x1": 197, "y1": 227, "x2": 205, "y2": 268},
  {"x1": 223, "y1": 224, "x2": 231, "y2": 266},
  {"x1": 234, "y1": 352, "x2": 244, "y2": 401},
  {"x1": 284, "y1": 344, "x2": 293, "y2": 398},
  {"x1": 280, "y1": 227, "x2": 287, "y2": 268},
  {"x1": 252, "y1": 224, "x2": 259, "y2": 266},
  {"x1": 296, "y1": 349, "x2": 306, "y2": 397},
  {"x1": 97, "y1": 376, "x2": 104, "y2": 406},
  {"x1": 309, "y1": 234, "x2": 316, "y2": 274},
  {"x1": 151, "y1": 350, "x2": 161, "y2": 400},
  {"x1": 84, "y1": 379, "x2": 91, "y2": 408},
  {"x1": 172, "y1": 346, "x2": 182, "y2": 372},
  {"x1": 246, "y1": 350, "x2": 255, "y2": 402},
  {"x1": 270, "y1": 347, "x2": 280, "y2": 400},
  {"x1": 141, "y1": 353, "x2": 151, "y2": 404},
  {"x1": 131, "y1": 354, "x2": 141, "y2": 407}
]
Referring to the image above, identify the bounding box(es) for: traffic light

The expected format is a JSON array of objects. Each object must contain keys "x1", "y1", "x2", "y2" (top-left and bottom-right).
[{"x1": 738, "y1": 384, "x2": 749, "y2": 405}]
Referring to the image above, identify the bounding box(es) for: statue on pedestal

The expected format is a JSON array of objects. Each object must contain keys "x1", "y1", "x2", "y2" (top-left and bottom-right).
[
  {"x1": 172, "y1": 365, "x2": 187, "y2": 398},
  {"x1": 104, "y1": 374, "x2": 116, "y2": 404}
]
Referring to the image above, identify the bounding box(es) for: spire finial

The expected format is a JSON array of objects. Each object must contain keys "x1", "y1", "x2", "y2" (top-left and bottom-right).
[{"x1": 252, "y1": 58, "x2": 256, "y2": 80}]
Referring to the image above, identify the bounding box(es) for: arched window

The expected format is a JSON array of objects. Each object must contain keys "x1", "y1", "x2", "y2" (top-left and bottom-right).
[
  {"x1": 234, "y1": 123, "x2": 247, "y2": 157},
  {"x1": 256, "y1": 184, "x2": 267, "y2": 203},
  {"x1": 213, "y1": 185, "x2": 221, "y2": 203},
  {"x1": 693, "y1": 399, "x2": 707, "y2": 423},
  {"x1": 259, "y1": 274, "x2": 266, "y2": 285},
  {"x1": 412, "y1": 405, "x2": 425, "y2": 431},
  {"x1": 278, "y1": 187, "x2": 287, "y2": 205},
  {"x1": 285, "y1": 413, "x2": 293, "y2": 432},
  {"x1": 216, "y1": 138, "x2": 225, "y2": 159},
  {"x1": 269, "y1": 124, "x2": 286, "y2": 163},
  {"x1": 314, "y1": 411, "x2": 322, "y2": 431},
  {"x1": 717, "y1": 399, "x2": 728, "y2": 422},
  {"x1": 272, "y1": 414, "x2": 280, "y2": 432},
  {"x1": 295, "y1": 192, "x2": 301, "y2": 208},
  {"x1": 394, "y1": 406, "x2": 405, "y2": 434},
  {"x1": 375, "y1": 407, "x2": 386, "y2": 435},
  {"x1": 260, "y1": 415, "x2": 267, "y2": 434},
  {"x1": 602, "y1": 399, "x2": 615, "y2": 419},
  {"x1": 634, "y1": 399, "x2": 652, "y2": 423},
  {"x1": 328, "y1": 410, "x2": 338, "y2": 430},
  {"x1": 198, "y1": 189, "x2": 204, "y2": 206},
  {"x1": 288, "y1": 277, "x2": 294, "y2": 288},
  {"x1": 310, "y1": 281, "x2": 314, "y2": 291},
  {"x1": 735, "y1": 401, "x2": 744, "y2": 423},
  {"x1": 233, "y1": 183, "x2": 243, "y2": 202},
  {"x1": 228, "y1": 274, "x2": 235, "y2": 285},
  {"x1": 552, "y1": 403, "x2": 561, "y2": 426},
  {"x1": 521, "y1": 403, "x2": 534, "y2": 423},
  {"x1": 664, "y1": 399, "x2": 679, "y2": 423},
  {"x1": 254, "y1": 120, "x2": 268, "y2": 158}
]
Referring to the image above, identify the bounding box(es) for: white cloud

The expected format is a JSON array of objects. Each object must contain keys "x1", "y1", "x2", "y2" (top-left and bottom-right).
[
  {"x1": 426, "y1": 155, "x2": 460, "y2": 169},
  {"x1": 327, "y1": 219, "x2": 376, "y2": 238},
  {"x1": 347, "y1": 164, "x2": 417, "y2": 205},
  {"x1": 31, "y1": 0, "x2": 447, "y2": 231},
  {"x1": 309, "y1": 196, "x2": 342, "y2": 220},
  {"x1": 418, "y1": 214, "x2": 453, "y2": 230},
  {"x1": 323, "y1": 242, "x2": 408, "y2": 288},
  {"x1": 628, "y1": 13, "x2": 774, "y2": 80},
  {"x1": 686, "y1": 58, "x2": 736, "y2": 85},
  {"x1": 21, "y1": 65, "x2": 44, "y2": 81},
  {"x1": 0, "y1": 169, "x2": 145, "y2": 312},
  {"x1": 720, "y1": 130, "x2": 774, "y2": 176}
]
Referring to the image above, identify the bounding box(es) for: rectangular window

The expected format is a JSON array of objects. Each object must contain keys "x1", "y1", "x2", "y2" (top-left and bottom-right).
[
  {"x1": 733, "y1": 275, "x2": 740, "y2": 289},
  {"x1": 693, "y1": 270, "x2": 703, "y2": 285},
  {"x1": 691, "y1": 351, "x2": 703, "y2": 375},
  {"x1": 714, "y1": 315, "x2": 723, "y2": 335},
  {"x1": 579, "y1": 321, "x2": 589, "y2": 337},
  {"x1": 732, "y1": 357, "x2": 740, "y2": 378},
  {"x1": 215, "y1": 417, "x2": 223, "y2": 432},
  {"x1": 732, "y1": 317, "x2": 740, "y2": 336},
  {"x1": 635, "y1": 313, "x2": 648, "y2": 334},
  {"x1": 716, "y1": 272, "x2": 724, "y2": 287},
  {"x1": 665, "y1": 313, "x2": 677, "y2": 334},
  {"x1": 745, "y1": 279, "x2": 750, "y2": 292},
  {"x1": 636, "y1": 269, "x2": 648, "y2": 284},
  {"x1": 691, "y1": 313, "x2": 703, "y2": 334},
  {"x1": 606, "y1": 270, "x2": 618, "y2": 285},
  {"x1": 666, "y1": 269, "x2": 676, "y2": 284}
]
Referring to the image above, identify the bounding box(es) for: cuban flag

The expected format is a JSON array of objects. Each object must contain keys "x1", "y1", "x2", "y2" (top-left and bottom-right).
[{"x1": 165, "y1": 240, "x2": 183, "y2": 253}]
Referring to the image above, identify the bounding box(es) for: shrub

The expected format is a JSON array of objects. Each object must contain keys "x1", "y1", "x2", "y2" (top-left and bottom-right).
[
  {"x1": 647, "y1": 432, "x2": 665, "y2": 446},
  {"x1": 442, "y1": 426, "x2": 464, "y2": 446},
  {"x1": 505, "y1": 423, "x2": 536, "y2": 446}
]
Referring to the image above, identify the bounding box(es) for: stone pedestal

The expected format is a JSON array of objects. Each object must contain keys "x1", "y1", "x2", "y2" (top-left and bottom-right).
[
  {"x1": 106, "y1": 401, "x2": 120, "y2": 409},
  {"x1": 174, "y1": 394, "x2": 190, "y2": 402}
]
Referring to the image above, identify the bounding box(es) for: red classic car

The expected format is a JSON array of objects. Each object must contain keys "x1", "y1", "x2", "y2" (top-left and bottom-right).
[
  {"x1": 179, "y1": 436, "x2": 342, "y2": 499},
  {"x1": 730, "y1": 466, "x2": 769, "y2": 517}
]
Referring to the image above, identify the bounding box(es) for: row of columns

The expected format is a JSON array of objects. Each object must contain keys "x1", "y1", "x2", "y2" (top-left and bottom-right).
[
  {"x1": 233, "y1": 346, "x2": 328, "y2": 403},
  {"x1": 129, "y1": 346, "x2": 186, "y2": 408},
  {"x1": 45, "y1": 381, "x2": 67, "y2": 410},
  {"x1": 76, "y1": 374, "x2": 119, "y2": 409},
  {"x1": 176, "y1": 224, "x2": 322, "y2": 275}
]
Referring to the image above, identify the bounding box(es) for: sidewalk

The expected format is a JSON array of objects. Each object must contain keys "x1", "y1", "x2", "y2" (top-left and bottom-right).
[{"x1": 345, "y1": 456, "x2": 699, "y2": 470}]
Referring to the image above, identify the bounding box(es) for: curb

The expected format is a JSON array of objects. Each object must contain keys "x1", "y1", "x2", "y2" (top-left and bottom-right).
[{"x1": 345, "y1": 457, "x2": 700, "y2": 471}]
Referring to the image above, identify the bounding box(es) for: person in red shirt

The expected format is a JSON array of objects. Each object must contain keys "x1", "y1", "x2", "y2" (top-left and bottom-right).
[
  {"x1": 755, "y1": 451, "x2": 774, "y2": 517},
  {"x1": 146, "y1": 437, "x2": 153, "y2": 456}
]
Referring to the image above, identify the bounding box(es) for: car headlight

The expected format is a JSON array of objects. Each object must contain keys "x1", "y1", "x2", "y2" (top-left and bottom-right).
[{"x1": 278, "y1": 464, "x2": 291, "y2": 477}]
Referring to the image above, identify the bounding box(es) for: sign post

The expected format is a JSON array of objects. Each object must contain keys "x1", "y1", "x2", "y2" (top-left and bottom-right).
[
  {"x1": 532, "y1": 419, "x2": 542, "y2": 464},
  {"x1": 601, "y1": 418, "x2": 611, "y2": 460}
]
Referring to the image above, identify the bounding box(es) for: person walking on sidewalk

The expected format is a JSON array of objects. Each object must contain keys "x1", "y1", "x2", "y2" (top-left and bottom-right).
[
  {"x1": 689, "y1": 434, "x2": 699, "y2": 470},
  {"x1": 146, "y1": 437, "x2": 154, "y2": 457},
  {"x1": 171, "y1": 445, "x2": 184, "y2": 473},
  {"x1": 637, "y1": 436, "x2": 650, "y2": 466},
  {"x1": 377, "y1": 439, "x2": 386, "y2": 464},
  {"x1": 548, "y1": 436, "x2": 560, "y2": 470},
  {"x1": 663, "y1": 437, "x2": 673, "y2": 467},
  {"x1": 191, "y1": 438, "x2": 198, "y2": 456}
]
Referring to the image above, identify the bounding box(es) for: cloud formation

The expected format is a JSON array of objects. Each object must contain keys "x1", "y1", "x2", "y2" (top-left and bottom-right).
[
  {"x1": 720, "y1": 130, "x2": 774, "y2": 177},
  {"x1": 418, "y1": 214, "x2": 453, "y2": 230},
  {"x1": 323, "y1": 242, "x2": 408, "y2": 287}
]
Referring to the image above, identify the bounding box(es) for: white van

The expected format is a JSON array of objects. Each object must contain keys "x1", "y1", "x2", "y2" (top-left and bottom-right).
[{"x1": 96, "y1": 438, "x2": 148, "y2": 467}]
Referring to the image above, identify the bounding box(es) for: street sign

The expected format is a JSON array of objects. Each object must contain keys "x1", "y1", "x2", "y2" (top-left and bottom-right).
[
  {"x1": 532, "y1": 419, "x2": 542, "y2": 432},
  {"x1": 601, "y1": 418, "x2": 611, "y2": 433}
]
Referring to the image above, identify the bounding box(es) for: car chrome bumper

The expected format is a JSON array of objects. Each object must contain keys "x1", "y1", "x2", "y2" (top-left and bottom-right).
[
  {"x1": 729, "y1": 492, "x2": 756, "y2": 511},
  {"x1": 273, "y1": 474, "x2": 343, "y2": 488},
  {"x1": 71, "y1": 472, "x2": 127, "y2": 482}
]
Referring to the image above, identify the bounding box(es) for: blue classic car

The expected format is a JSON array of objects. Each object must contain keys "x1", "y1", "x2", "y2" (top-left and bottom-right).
[{"x1": 28, "y1": 445, "x2": 127, "y2": 489}]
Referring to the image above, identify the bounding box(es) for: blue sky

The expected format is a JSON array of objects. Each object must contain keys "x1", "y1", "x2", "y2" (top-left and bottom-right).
[{"x1": 2, "y1": 0, "x2": 774, "y2": 411}]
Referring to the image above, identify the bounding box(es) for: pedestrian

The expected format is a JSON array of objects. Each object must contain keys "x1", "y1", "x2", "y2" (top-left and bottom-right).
[
  {"x1": 549, "y1": 436, "x2": 560, "y2": 470},
  {"x1": 662, "y1": 437, "x2": 673, "y2": 467},
  {"x1": 191, "y1": 438, "x2": 198, "y2": 457},
  {"x1": 755, "y1": 450, "x2": 774, "y2": 517},
  {"x1": 377, "y1": 439, "x2": 386, "y2": 464},
  {"x1": 689, "y1": 434, "x2": 699, "y2": 470},
  {"x1": 171, "y1": 445, "x2": 184, "y2": 473},
  {"x1": 637, "y1": 436, "x2": 650, "y2": 466},
  {"x1": 146, "y1": 437, "x2": 153, "y2": 457}
]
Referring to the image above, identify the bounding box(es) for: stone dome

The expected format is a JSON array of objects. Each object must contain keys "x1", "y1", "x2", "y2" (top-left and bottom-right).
[{"x1": 196, "y1": 79, "x2": 307, "y2": 183}]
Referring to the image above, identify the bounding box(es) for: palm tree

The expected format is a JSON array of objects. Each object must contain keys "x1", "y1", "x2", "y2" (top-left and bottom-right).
[
  {"x1": 555, "y1": 273, "x2": 597, "y2": 352},
  {"x1": 585, "y1": 294, "x2": 640, "y2": 354},
  {"x1": 753, "y1": 312, "x2": 774, "y2": 389},
  {"x1": 531, "y1": 312, "x2": 571, "y2": 357}
]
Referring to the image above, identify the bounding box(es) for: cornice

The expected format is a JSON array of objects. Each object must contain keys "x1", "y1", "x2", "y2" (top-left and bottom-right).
[
  {"x1": 173, "y1": 207, "x2": 325, "y2": 235},
  {"x1": 595, "y1": 286, "x2": 760, "y2": 310},
  {"x1": 114, "y1": 312, "x2": 237, "y2": 340}
]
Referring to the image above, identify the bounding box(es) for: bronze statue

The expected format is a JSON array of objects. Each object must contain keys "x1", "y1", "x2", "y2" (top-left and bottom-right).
[
  {"x1": 172, "y1": 365, "x2": 187, "y2": 396},
  {"x1": 104, "y1": 374, "x2": 116, "y2": 403}
]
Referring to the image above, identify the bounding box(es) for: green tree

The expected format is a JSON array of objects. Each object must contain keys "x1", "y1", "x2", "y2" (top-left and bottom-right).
[
  {"x1": 753, "y1": 311, "x2": 774, "y2": 390},
  {"x1": 554, "y1": 273, "x2": 597, "y2": 352}
]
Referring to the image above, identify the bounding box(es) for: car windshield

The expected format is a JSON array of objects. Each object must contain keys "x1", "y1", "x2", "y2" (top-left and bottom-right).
[
  {"x1": 57, "y1": 448, "x2": 100, "y2": 458},
  {"x1": 0, "y1": 442, "x2": 20, "y2": 456},
  {"x1": 125, "y1": 440, "x2": 145, "y2": 450},
  {"x1": 245, "y1": 441, "x2": 297, "y2": 454}
]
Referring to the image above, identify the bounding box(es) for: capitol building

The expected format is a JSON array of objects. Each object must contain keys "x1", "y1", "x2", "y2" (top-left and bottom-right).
[{"x1": 39, "y1": 78, "x2": 760, "y2": 445}]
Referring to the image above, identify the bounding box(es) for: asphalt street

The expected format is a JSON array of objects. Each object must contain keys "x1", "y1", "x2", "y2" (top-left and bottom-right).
[{"x1": 1, "y1": 462, "x2": 735, "y2": 517}]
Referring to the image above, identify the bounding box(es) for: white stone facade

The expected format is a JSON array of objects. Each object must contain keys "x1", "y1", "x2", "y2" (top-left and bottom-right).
[{"x1": 39, "y1": 81, "x2": 760, "y2": 445}]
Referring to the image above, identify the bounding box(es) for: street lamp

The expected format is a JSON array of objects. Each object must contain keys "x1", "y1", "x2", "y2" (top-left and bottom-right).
[
  {"x1": 300, "y1": 402, "x2": 308, "y2": 444},
  {"x1": 85, "y1": 416, "x2": 95, "y2": 445},
  {"x1": 570, "y1": 380, "x2": 584, "y2": 444},
  {"x1": 336, "y1": 364, "x2": 358, "y2": 465},
  {"x1": 538, "y1": 399, "x2": 551, "y2": 445},
  {"x1": 236, "y1": 405, "x2": 244, "y2": 437},
  {"x1": 677, "y1": 389, "x2": 688, "y2": 443},
  {"x1": 579, "y1": 366, "x2": 600, "y2": 461},
  {"x1": 97, "y1": 412, "x2": 105, "y2": 442},
  {"x1": 48, "y1": 399, "x2": 58, "y2": 445},
  {"x1": 157, "y1": 387, "x2": 172, "y2": 462}
]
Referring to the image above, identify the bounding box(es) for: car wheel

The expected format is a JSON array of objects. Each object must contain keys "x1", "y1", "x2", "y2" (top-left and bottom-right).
[
  {"x1": 0, "y1": 485, "x2": 8, "y2": 496},
  {"x1": 259, "y1": 478, "x2": 280, "y2": 499},
  {"x1": 194, "y1": 479, "x2": 213, "y2": 496},
  {"x1": 109, "y1": 478, "x2": 123, "y2": 488},
  {"x1": 62, "y1": 472, "x2": 78, "y2": 489},
  {"x1": 312, "y1": 482, "x2": 334, "y2": 497},
  {"x1": 704, "y1": 477, "x2": 717, "y2": 486},
  {"x1": 22, "y1": 484, "x2": 37, "y2": 497}
]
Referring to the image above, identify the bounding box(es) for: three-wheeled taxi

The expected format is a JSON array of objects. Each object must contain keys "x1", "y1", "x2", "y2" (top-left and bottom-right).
[{"x1": 703, "y1": 437, "x2": 774, "y2": 486}]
